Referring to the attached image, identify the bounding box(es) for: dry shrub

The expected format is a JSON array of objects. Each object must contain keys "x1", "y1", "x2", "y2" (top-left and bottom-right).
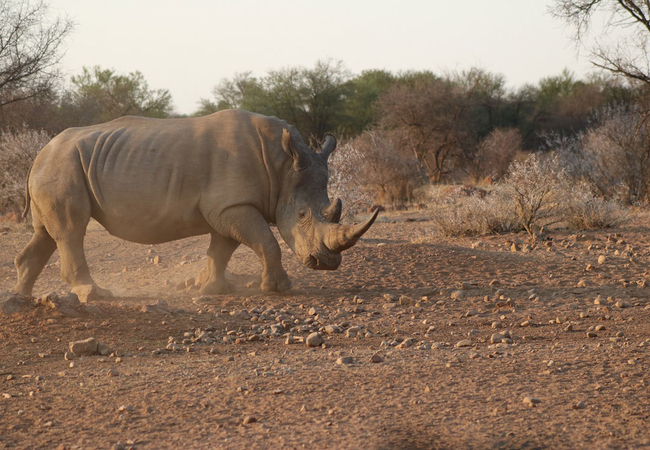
[
  {"x1": 430, "y1": 152, "x2": 630, "y2": 237},
  {"x1": 471, "y1": 128, "x2": 522, "y2": 182},
  {"x1": 431, "y1": 187, "x2": 523, "y2": 237},
  {"x1": 502, "y1": 153, "x2": 567, "y2": 236},
  {"x1": 561, "y1": 181, "x2": 631, "y2": 230},
  {"x1": 328, "y1": 140, "x2": 374, "y2": 220},
  {"x1": 0, "y1": 126, "x2": 50, "y2": 215},
  {"x1": 351, "y1": 131, "x2": 424, "y2": 206}
]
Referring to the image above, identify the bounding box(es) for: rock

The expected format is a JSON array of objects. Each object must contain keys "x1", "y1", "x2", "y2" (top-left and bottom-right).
[
  {"x1": 450, "y1": 290, "x2": 465, "y2": 300},
  {"x1": 242, "y1": 416, "x2": 257, "y2": 425},
  {"x1": 370, "y1": 353, "x2": 383, "y2": 363},
  {"x1": 84, "y1": 304, "x2": 102, "y2": 315},
  {"x1": 69, "y1": 337, "x2": 99, "y2": 356},
  {"x1": 97, "y1": 342, "x2": 111, "y2": 356},
  {"x1": 491, "y1": 321, "x2": 503, "y2": 329},
  {"x1": 345, "y1": 326, "x2": 360, "y2": 338},
  {"x1": 153, "y1": 255, "x2": 162, "y2": 265},
  {"x1": 572, "y1": 401, "x2": 586, "y2": 410},
  {"x1": 0, "y1": 292, "x2": 32, "y2": 315},
  {"x1": 461, "y1": 281, "x2": 473, "y2": 290},
  {"x1": 455, "y1": 339, "x2": 472, "y2": 348},
  {"x1": 564, "y1": 324, "x2": 574, "y2": 332},
  {"x1": 615, "y1": 300, "x2": 627, "y2": 309},
  {"x1": 305, "y1": 332, "x2": 323, "y2": 348},
  {"x1": 520, "y1": 320, "x2": 532, "y2": 327},
  {"x1": 523, "y1": 396, "x2": 541, "y2": 407},
  {"x1": 308, "y1": 307, "x2": 318, "y2": 316},
  {"x1": 107, "y1": 368, "x2": 119, "y2": 377},
  {"x1": 64, "y1": 351, "x2": 75, "y2": 361},
  {"x1": 71, "y1": 285, "x2": 108, "y2": 303},
  {"x1": 598, "y1": 255, "x2": 607, "y2": 265},
  {"x1": 324, "y1": 325, "x2": 343, "y2": 334},
  {"x1": 586, "y1": 331, "x2": 597, "y2": 338},
  {"x1": 490, "y1": 333, "x2": 505, "y2": 344},
  {"x1": 576, "y1": 279, "x2": 586, "y2": 288},
  {"x1": 336, "y1": 356, "x2": 354, "y2": 365},
  {"x1": 142, "y1": 300, "x2": 171, "y2": 315}
]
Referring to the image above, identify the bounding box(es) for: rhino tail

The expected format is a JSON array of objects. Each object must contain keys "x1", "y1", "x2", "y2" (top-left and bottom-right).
[{"x1": 21, "y1": 164, "x2": 32, "y2": 219}]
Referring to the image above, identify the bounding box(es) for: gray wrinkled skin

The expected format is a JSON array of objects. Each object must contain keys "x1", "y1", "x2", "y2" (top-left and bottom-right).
[{"x1": 14, "y1": 110, "x2": 377, "y2": 296}]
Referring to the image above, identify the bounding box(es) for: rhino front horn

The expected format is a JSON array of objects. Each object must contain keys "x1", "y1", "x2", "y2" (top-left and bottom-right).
[{"x1": 326, "y1": 209, "x2": 379, "y2": 253}]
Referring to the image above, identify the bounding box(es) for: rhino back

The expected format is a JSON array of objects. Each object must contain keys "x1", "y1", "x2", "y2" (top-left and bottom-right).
[{"x1": 38, "y1": 111, "x2": 289, "y2": 244}]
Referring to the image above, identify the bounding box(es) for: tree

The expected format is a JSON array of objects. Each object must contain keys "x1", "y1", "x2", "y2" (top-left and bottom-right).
[
  {"x1": 552, "y1": 1, "x2": 650, "y2": 84},
  {"x1": 0, "y1": 0, "x2": 72, "y2": 127},
  {"x1": 63, "y1": 66, "x2": 173, "y2": 126}
]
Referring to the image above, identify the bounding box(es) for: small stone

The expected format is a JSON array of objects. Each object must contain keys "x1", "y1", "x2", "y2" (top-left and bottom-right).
[
  {"x1": 520, "y1": 320, "x2": 531, "y2": 327},
  {"x1": 490, "y1": 333, "x2": 505, "y2": 344},
  {"x1": 306, "y1": 332, "x2": 323, "y2": 348},
  {"x1": 523, "y1": 396, "x2": 541, "y2": 407},
  {"x1": 345, "y1": 326, "x2": 360, "y2": 338},
  {"x1": 616, "y1": 331, "x2": 624, "y2": 338},
  {"x1": 64, "y1": 351, "x2": 75, "y2": 361},
  {"x1": 117, "y1": 405, "x2": 133, "y2": 413},
  {"x1": 242, "y1": 416, "x2": 257, "y2": 425},
  {"x1": 491, "y1": 321, "x2": 502, "y2": 329},
  {"x1": 69, "y1": 337, "x2": 98, "y2": 356},
  {"x1": 450, "y1": 290, "x2": 464, "y2": 300},
  {"x1": 615, "y1": 300, "x2": 627, "y2": 309},
  {"x1": 107, "y1": 368, "x2": 119, "y2": 377},
  {"x1": 586, "y1": 331, "x2": 597, "y2": 338},
  {"x1": 370, "y1": 353, "x2": 383, "y2": 363},
  {"x1": 598, "y1": 255, "x2": 607, "y2": 265},
  {"x1": 97, "y1": 342, "x2": 111, "y2": 356},
  {"x1": 572, "y1": 401, "x2": 586, "y2": 410},
  {"x1": 455, "y1": 339, "x2": 472, "y2": 348},
  {"x1": 594, "y1": 325, "x2": 606, "y2": 331},
  {"x1": 336, "y1": 356, "x2": 354, "y2": 365},
  {"x1": 576, "y1": 279, "x2": 586, "y2": 288},
  {"x1": 308, "y1": 307, "x2": 318, "y2": 316},
  {"x1": 461, "y1": 281, "x2": 473, "y2": 290}
]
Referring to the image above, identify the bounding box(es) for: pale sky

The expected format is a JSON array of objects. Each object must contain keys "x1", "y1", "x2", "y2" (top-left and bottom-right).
[{"x1": 49, "y1": 0, "x2": 595, "y2": 115}]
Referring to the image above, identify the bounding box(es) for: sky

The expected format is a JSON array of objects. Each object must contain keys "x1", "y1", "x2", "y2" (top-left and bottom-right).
[{"x1": 49, "y1": 0, "x2": 597, "y2": 115}]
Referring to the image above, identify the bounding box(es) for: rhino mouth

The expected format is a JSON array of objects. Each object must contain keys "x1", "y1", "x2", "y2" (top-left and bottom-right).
[{"x1": 305, "y1": 253, "x2": 341, "y2": 270}]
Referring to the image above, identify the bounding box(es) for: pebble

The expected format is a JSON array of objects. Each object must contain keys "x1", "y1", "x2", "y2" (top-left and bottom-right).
[
  {"x1": 586, "y1": 331, "x2": 597, "y2": 338},
  {"x1": 520, "y1": 321, "x2": 531, "y2": 327},
  {"x1": 69, "y1": 337, "x2": 98, "y2": 356},
  {"x1": 306, "y1": 332, "x2": 323, "y2": 348},
  {"x1": 370, "y1": 353, "x2": 383, "y2": 363},
  {"x1": 490, "y1": 333, "x2": 505, "y2": 344},
  {"x1": 107, "y1": 368, "x2": 119, "y2": 377},
  {"x1": 242, "y1": 416, "x2": 257, "y2": 425},
  {"x1": 523, "y1": 396, "x2": 541, "y2": 407},
  {"x1": 572, "y1": 401, "x2": 586, "y2": 410},
  {"x1": 598, "y1": 255, "x2": 607, "y2": 264},
  {"x1": 336, "y1": 356, "x2": 354, "y2": 365},
  {"x1": 455, "y1": 339, "x2": 472, "y2": 348}
]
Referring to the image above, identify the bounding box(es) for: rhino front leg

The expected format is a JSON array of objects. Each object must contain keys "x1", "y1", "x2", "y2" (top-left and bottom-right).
[
  {"x1": 212, "y1": 205, "x2": 292, "y2": 292},
  {"x1": 197, "y1": 232, "x2": 240, "y2": 295}
]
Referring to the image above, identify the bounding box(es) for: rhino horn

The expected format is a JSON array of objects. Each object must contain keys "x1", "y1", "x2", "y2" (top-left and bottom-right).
[
  {"x1": 326, "y1": 209, "x2": 379, "y2": 252},
  {"x1": 320, "y1": 135, "x2": 337, "y2": 161},
  {"x1": 322, "y1": 197, "x2": 342, "y2": 223}
]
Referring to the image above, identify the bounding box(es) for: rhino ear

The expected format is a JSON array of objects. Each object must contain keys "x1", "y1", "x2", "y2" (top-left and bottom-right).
[{"x1": 282, "y1": 128, "x2": 309, "y2": 172}]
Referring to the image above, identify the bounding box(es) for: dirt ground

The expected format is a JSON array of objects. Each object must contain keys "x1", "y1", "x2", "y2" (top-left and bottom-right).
[{"x1": 1, "y1": 210, "x2": 649, "y2": 449}]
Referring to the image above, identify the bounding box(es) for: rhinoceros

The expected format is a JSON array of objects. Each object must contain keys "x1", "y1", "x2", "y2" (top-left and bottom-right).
[{"x1": 14, "y1": 109, "x2": 378, "y2": 297}]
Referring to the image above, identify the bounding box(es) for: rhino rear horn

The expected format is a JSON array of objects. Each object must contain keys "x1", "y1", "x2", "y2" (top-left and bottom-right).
[
  {"x1": 322, "y1": 198, "x2": 342, "y2": 223},
  {"x1": 326, "y1": 209, "x2": 379, "y2": 252}
]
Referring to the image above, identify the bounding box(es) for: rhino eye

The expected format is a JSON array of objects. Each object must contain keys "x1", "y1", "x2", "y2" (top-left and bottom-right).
[{"x1": 299, "y1": 210, "x2": 306, "y2": 219}]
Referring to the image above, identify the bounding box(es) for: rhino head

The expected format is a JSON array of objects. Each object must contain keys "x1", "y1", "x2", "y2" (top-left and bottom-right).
[{"x1": 276, "y1": 129, "x2": 378, "y2": 270}]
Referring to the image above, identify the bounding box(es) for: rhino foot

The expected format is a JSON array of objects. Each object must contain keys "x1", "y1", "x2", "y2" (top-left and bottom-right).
[
  {"x1": 199, "y1": 280, "x2": 231, "y2": 295},
  {"x1": 260, "y1": 272, "x2": 292, "y2": 293}
]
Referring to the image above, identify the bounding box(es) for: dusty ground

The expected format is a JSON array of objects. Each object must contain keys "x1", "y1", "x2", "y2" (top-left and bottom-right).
[{"x1": 1, "y1": 210, "x2": 649, "y2": 449}]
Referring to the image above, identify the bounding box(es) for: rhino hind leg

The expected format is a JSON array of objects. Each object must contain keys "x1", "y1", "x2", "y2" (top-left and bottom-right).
[
  {"x1": 211, "y1": 205, "x2": 292, "y2": 293},
  {"x1": 14, "y1": 220, "x2": 57, "y2": 296},
  {"x1": 198, "y1": 233, "x2": 240, "y2": 295}
]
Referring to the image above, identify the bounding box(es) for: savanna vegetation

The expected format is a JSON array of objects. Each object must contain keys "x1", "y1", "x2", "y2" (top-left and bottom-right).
[{"x1": 2, "y1": 0, "x2": 650, "y2": 239}]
